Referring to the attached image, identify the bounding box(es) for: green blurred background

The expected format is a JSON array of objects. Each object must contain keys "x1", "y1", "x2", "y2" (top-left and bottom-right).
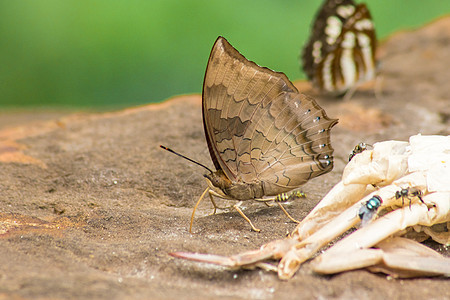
[{"x1": 0, "y1": 1, "x2": 449, "y2": 109}]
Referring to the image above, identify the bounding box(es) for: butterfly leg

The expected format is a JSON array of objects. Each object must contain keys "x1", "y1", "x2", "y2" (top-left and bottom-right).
[
  {"x1": 274, "y1": 191, "x2": 305, "y2": 223},
  {"x1": 233, "y1": 202, "x2": 261, "y2": 232},
  {"x1": 208, "y1": 192, "x2": 219, "y2": 215},
  {"x1": 189, "y1": 187, "x2": 210, "y2": 233},
  {"x1": 253, "y1": 196, "x2": 276, "y2": 207},
  {"x1": 208, "y1": 189, "x2": 235, "y2": 211},
  {"x1": 255, "y1": 191, "x2": 305, "y2": 223},
  {"x1": 276, "y1": 203, "x2": 300, "y2": 224},
  {"x1": 264, "y1": 202, "x2": 274, "y2": 207}
]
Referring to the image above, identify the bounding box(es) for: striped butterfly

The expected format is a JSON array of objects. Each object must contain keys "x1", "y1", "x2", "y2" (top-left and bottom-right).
[{"x1": 301, "y1": 0, "x2": 377, "y2": 95}]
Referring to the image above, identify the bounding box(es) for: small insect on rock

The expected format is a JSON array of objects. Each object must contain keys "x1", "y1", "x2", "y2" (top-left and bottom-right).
[
  {"x1": 162, "y1": 36, "x2": 337, "y2": 233},
  {"x1": 301, "y1": 0, "x2": 377, "y2": 95}
]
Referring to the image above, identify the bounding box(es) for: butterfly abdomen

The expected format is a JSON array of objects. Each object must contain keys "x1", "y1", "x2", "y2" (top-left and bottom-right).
[{"x1": 205, "y1": 169, "x2": 267, "y2": 200}]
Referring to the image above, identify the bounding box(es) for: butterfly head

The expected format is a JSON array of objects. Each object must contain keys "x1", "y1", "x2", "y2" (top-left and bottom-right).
[{"x1": 203, "y1": 169, "x2": 232, "y2": 192}]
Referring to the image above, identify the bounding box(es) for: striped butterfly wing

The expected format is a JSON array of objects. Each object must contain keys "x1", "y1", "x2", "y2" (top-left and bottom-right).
[
  {"x1": 302, "y1": 0, "x2": 376, "y2": 94},
  {"x1": 203, "y1": 37, "x2": 337, "y2": 196}
]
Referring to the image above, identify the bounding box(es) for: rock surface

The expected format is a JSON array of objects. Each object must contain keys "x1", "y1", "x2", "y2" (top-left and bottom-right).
[{"x1": 1, "y1": 17, "x2": 449, "y2": 300}]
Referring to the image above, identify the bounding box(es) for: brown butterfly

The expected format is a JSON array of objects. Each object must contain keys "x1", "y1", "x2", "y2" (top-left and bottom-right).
[
  {"x1": 302, "y1": 0, "x2": 377, "y2": 94},
  {"x1": 163, "y1": 36, "x2": 337, "y2": 232}
]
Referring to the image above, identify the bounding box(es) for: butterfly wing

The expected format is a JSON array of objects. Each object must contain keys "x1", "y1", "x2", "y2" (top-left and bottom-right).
[
  {"x1": 203, "y1": 37, "x2": 337, "y2": 196},
  {"x1": 302, "y1": 0, "x2": 376, "y2": 93},
  {"x1": 302, "y1": 0, "x2": 357, "y2": 80}
]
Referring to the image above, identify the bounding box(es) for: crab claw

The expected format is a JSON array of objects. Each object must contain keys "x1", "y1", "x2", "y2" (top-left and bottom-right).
[
  {"x1": 170, "y1": 238, "x2": 297, "y2": 269},
  {"x1": 170, "y1": 252, "x2": 237, "y2": 267},
  {"x1": 313, "y1": 237, "x2": 450, "y2": 278}
]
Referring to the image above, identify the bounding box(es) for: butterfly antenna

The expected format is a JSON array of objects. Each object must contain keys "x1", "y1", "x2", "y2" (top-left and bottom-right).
[{"x1": 159, "y1": 145, "x2": 213, "y2": 173}]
